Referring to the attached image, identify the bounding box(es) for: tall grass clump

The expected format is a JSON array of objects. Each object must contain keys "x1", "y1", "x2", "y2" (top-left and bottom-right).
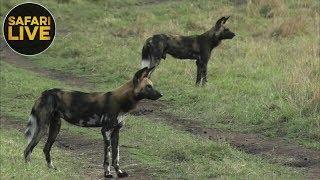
[{"x1": 245, "y1": 0, "x2": 287, "y2": 18}]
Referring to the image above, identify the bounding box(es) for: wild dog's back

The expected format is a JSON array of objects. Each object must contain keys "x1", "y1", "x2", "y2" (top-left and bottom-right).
[{"x1": 55, "y1": 90, "x2": 112, "y2": 127}]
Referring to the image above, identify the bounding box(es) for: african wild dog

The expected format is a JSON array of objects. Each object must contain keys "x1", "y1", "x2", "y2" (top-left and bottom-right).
[
  {"x1": 23, "y1": 67, "x2": 162, "y2": 178},
  {"x1": 141, "y1": 16, "x2": 235, "y2": 85}
]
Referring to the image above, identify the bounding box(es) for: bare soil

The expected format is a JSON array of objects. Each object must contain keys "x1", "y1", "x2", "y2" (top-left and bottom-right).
[{"x1": 135, "y1": 0, "x2": 173, "y2": 6}]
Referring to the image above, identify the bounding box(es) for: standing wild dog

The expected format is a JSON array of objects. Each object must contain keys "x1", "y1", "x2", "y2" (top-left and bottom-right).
[
  {"x1": 141, "y1": 16, "x2": 235, "y2": 85},
  {"x1": 24, "y1": 67, "x2": 162, "y2": 178}
]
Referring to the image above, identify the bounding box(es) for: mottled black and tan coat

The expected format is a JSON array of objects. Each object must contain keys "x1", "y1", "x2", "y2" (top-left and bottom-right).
[
  {"x1": 141, "y1": 16, "x2": 235, "y2": 85},
  {"x1": 23, "y1": 67, "x2": 162, "y2": 178}
]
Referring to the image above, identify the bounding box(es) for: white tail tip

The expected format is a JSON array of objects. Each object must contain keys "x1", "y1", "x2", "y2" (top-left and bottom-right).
[
  {"x1": 141, "y1": 59, "x2": 151, "y2": 68},
  {"x1": 26, "y1": 115, "x2": 37, "y2": 144}
]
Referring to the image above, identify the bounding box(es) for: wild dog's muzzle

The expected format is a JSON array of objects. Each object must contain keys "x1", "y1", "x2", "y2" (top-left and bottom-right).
[{"x1": 149, "y1": 90, "x2": 163, "y2": 100}]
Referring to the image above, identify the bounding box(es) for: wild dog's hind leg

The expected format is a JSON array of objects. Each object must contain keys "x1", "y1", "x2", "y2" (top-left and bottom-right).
[
  {"x1": 43, "y1": 117, "x2": 61, "y2": 169},
  {"x1": 24, "y1": 129, "x2": 43, "y2": 162},
  {"x1": 102, "y1": 126, "x2": 113, "y2": 178},
  {"x1": 111, "y1": 128, "x2": 128, "y2": 178}
]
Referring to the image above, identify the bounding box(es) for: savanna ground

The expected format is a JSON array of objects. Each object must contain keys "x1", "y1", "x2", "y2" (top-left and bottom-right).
[{"x1": 0, "y1": 0, "x2": 319, "y2": 179}]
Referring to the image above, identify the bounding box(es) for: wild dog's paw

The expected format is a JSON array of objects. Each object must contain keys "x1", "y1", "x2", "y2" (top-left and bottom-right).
[
  {"x1": 24, "y1": 156, "x2": 31, "y2": 163},
  {"x1": 104, "y1": 173, "x2": 113, "y2": 178},
  {"x1": 47, "y1": 162, "x2": 57, "y2": 170},
  {"x1": 117, "y1": 171, "x2": 129, "y2": 178},
  {"x1": 24, "y1": 151, "x2": 31, "y2": 163}
]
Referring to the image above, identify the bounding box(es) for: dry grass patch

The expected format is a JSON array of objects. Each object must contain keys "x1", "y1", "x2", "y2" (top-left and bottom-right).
[
  {"x1": 276, "y1": 54, "x2": 320, "y2": 116},
  {"x1": 245, "y1": 0, "x2": 287, "y2": 18},
  {"x1": 270, "y1": 17, "x2": 307, "y2": 38},
  {"x1": 185, "y1": 21, "x2": 207, "y2": 31}
]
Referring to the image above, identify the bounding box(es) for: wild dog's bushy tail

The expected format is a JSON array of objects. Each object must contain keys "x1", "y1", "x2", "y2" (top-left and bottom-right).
[
  {"x1": 141, "y1": 38, "x2": 152, "y2": 68},
  {"x1": 141, "y1": 34, "x2": 167, "y2": 69},
  {"x1": 25, "y1": 89, "x2": 60, "y2": 143},
  {"x1": 25, "y1": 108, "x2": 38, "y2": 144}
]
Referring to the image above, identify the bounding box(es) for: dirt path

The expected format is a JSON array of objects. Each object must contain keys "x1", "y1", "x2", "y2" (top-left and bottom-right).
[
  {"x1": 2, "y1": 45, "x2": 319, "y2": 179},
  {"x1": 0, "y1": 116, "x2": 150, "y2": 179},
  {"x1": 132, "y1": 100, "x2": 320, "y2": 179},
  {"x1": 135, "y1": 0, "x2": 172, "y2": 6},
  {"x1": 0, "y1": 45, "x2": 95, "y2": 89}
]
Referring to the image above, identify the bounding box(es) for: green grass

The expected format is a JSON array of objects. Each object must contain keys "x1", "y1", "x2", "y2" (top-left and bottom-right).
[
  {"x1": 2, "y1": 0, "x2": 317, "y2": 149},
  {"x1": 0, "y1": 59, "x2": 302, "y2": 178},
  {"x1": 0, "y1": 128, "x2": 84, "y2": 179},
  {"x1": 0, "y1": 62, "x2": 75, "y2": 120},
  {"x1": 0, "y1": 62, "x2": 87, "y2": 179},
  {"x1": 1, "y1": 0, "x2": 319, "y2": 178},
  {"x1": 121, "y1": 116, "x2": 301, "y2": 179}
]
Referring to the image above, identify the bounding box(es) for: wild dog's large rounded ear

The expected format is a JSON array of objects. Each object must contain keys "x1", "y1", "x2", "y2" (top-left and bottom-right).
[
  {"x1": 146, "y1": 66, "x2": 155, "y2": 78},
  {"x1": 214, "y1": 16, "x2": 226, "y2": 29},
  {"x1": 223, "y1": 16, "x2": 230, "y2": 24},
  {"x1": 133, "y1": 67, "x2": 148, "y2": 87}
]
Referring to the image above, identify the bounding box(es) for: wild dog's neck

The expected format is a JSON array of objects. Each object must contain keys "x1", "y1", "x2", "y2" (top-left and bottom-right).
[
  {"x1": 112, "y1": 81, "x2": 140, "y2": 113},
  {"x1": 203, "y1": 29, "x2": 221, "y2": 49}
]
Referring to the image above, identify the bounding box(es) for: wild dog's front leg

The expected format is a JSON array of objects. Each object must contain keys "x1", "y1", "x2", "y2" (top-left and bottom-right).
[
  {"x1": 202, "y1": 62, "x2": 208, "y2": 85},
  {"x1": 196, "y1": 56, "x2": 209, "y2": 86},
  {"x1": 111, "y1": 128, "x2": 128, "y2": 178},
  {"x1": 101, "y1": 126, "x2": 113, "y2": 178},
  {"x1": 196, "y1": 60, "x2": 203, "y2": 85},
  {"x1": 201, "y1": 54, "x2": 210, "y2": 86}
]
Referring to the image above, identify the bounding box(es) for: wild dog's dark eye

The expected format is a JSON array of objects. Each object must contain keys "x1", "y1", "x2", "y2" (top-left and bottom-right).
[{"x1": 146, "y1": 85, "x2": 152, "y2": 89}]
